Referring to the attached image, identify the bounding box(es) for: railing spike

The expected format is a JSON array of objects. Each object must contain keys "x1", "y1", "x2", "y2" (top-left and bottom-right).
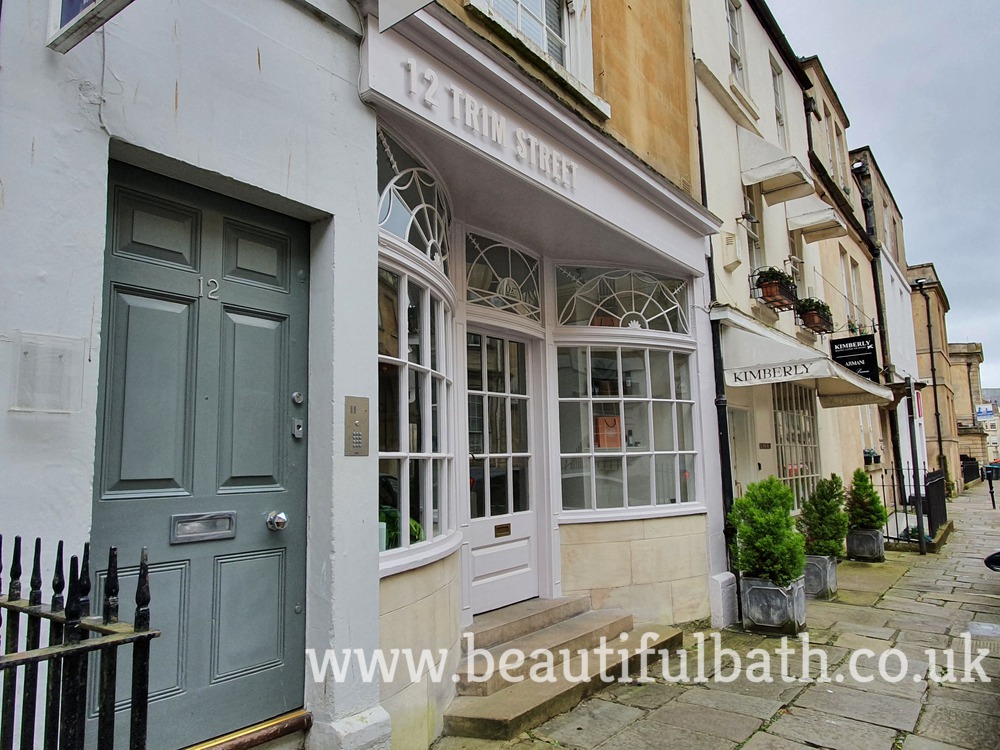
[
  {"x1": 65, "y1": 555, "x2": 81, "y2": 643},
  {"x1": 8, "y1": 535, "x2": 21, "y2": 602},
  {"x1": 134, "y1": 546, "x2": 150, "y2": 632},
  {"x1": 51, "y1": 540, "x2": 65, "y2": 612},
  {"x1": 28, "y1": 538, "x2": 42, "y2": 608},
  {"x1": 103, "y1": 546, "x2": 119, "y2": 625},
  {"x1": 79, "y1": 541, "x2": 91, "y2": 619}
]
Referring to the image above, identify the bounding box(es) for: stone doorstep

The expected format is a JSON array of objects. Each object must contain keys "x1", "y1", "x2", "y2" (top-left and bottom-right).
[
  {"x1": 456, "y1": 609, "x2": 634, "y2": 696},
  {"x1": 461, "y1": 596, "x2": 591, "y2": 653},
  {"x1": 442, "y1": 624, "x2": 682, "y2": 740}
]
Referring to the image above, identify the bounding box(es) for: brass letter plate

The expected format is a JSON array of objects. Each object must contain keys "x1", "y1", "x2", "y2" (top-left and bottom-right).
[{"x1": 494, "y1": 523, "x2": 512, "y2": 538}]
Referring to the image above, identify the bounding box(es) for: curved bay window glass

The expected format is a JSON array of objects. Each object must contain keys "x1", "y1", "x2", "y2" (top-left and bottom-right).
[
  {"x1": 556, "y1": 268, "x2": 688, "y2": 333},
  {"x1": 466, "y1": 233, "x2": 541, "y2": 321},
  {"x1": 557, "y1": 347, "x2": 696, "y2": 511},
  {"x1": 377, "y1": 128, "x2": 452, "y2": 273},
  {"x1": 378, "y1": 267, "x2": 453, "y2": 551}
]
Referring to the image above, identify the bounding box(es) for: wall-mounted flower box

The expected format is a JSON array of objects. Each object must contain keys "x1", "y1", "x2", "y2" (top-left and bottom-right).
[
  {"x1": 795, "y1": 297, "x2": 834, "y2": 334},
  {"x1": 751, "y1": 267, "x2": 798, "y2": 312}
]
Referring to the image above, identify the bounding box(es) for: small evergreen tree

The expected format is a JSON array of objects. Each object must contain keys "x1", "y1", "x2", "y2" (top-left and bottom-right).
[
  {"x1": 796, "y1": 474, "x2": 848, "y2": 557},
  {"x1": 845, "y1": 468, "x2": 888, "y2": 530},
  {"x1": 729, "y1": 476, "x2": 805, "y2": 587}
]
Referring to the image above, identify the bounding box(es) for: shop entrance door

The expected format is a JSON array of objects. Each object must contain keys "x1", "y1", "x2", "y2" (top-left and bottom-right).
[{"x1": 466, "y1": 332, "x2": 538, "y2": 613}]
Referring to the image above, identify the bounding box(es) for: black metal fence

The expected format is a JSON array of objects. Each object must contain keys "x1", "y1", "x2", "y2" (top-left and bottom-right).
[
  {"x1": 961, "y1": 457, "x2": 980, "y2": 485},
  {"x1": 872, "y1": 465, "x2": 949, "y2": 543},
  {"x1": 0, "y1": 535, "x2": 158, "y2": 749}
]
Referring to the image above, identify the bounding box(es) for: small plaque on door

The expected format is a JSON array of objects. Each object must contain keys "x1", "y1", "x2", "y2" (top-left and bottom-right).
[{"x1": 494, "y1": 523, "x2": 512, "y2": 538}]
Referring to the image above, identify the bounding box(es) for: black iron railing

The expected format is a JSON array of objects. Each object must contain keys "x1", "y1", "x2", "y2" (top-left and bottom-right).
[
  {"x1": 0, "y1": 535, "x2": 158, "y2": 749},
  {"x1": 961, "y1": 458, "x2": 980, "y2": 485},
  {"x1": 924, "y1": 470, "x2": 948, "y2": 538}
]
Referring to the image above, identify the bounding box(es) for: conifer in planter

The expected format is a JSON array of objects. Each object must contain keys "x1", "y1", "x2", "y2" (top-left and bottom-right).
[
  {"x1": 729, "y1": 476, "x2": 806, "y2": 634},
  {"x1": 845, "y1": 468, "x2": 888, "y2": 562},
  {"x1": 796, "y1": 474, "x2": 848, "y2": 599}
]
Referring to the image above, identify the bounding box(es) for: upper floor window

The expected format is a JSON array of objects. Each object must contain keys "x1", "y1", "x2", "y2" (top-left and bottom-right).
[
  {"x1": 743, "y1": 184, "x2": 764, "y2": 271},
  {"x1": 771, "y1": 61, "x2": 787, "y2": 150},
  {"x1": 489, "y1": 0, "x2": 567, "y2": 66},
  {"x1": 377, "y1": 128, "x2": 452, "y2": 273},
  {"x1": 882, "y1": 201, "x2": 895, "y2": 258},
  {"x1": 466, "y1": 232, "x2": 541, "y2": 321},
  {"x1": 467, "y1": 0, "x2": 605, "y2": 115},
  {"x1": 556, "y1": 267, "x2": 688, "y2": 334},
  {"x1": 727, "y1": 0, "x2": 746, "y2": 89}
]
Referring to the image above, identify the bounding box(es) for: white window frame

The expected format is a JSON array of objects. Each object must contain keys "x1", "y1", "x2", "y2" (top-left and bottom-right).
[
  {"x1": 376, "y1": 127, "x2": 462, "y2": 577},
  {"x1": 743, "y1": 184, "x2": 764, "y2": 272},
  {"x1": 771, "y1": 59, "x2": 787, "y2": 150},
  {"x1": 550, "y1": 265, "x2": 704, "y2": 523},
  {"x1": 727, "y1": 0, "x2": 747, "y2": 90},
  {"x1": 376, "y1": 247, "x2": 460, "y2": 577},
  {"x1": 466, "y1": 0, "x2": 605, "y2": 116}
]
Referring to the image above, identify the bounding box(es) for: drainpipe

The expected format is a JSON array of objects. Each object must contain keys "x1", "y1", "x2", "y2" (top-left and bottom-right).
[
  {"x1": 804, "y1": 97, "x2": 816, "y2": 153},
  {"x1": 915, "y1": 280, "x2": 946, "y2": 475},
  {"x1": 694, "y1": 63, "x2": 739, "y2": 617},
  {"x1": 852, "y1": 158, "x2": 906, "y2": 508}
]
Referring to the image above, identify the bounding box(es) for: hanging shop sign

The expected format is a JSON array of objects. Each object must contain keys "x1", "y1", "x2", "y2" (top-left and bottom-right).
[
  {"x1": 976, "y1": 403, "x2": 996, "y2": 421},
  {"x1": 830, "y1": 334, "x2": 879, "y2": 383}
]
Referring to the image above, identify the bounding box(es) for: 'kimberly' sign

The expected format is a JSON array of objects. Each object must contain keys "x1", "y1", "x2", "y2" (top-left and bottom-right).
[{"x1": 830, "y1": 334, "x2": 879, "y2": 383}]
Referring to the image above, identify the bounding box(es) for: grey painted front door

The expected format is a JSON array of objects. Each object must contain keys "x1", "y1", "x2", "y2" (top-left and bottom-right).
[{"x1": 92, "y1": 163, "x2": 309, "y2": 749}]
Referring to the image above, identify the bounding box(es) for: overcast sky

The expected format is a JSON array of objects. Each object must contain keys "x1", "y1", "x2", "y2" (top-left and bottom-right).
[{"x1": 765, "y1": 0, "x2": 999, "y2": 390}]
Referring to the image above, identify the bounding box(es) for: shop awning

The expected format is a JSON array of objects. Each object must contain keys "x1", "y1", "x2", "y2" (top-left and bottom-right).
[
  {"x1": 784, "y1": 194, "x2": 847, "y2": 243},
  {"x1": 738, "y1": 127, "x2": 814, "y2": 205},
  {"x1": 713, "y1": 308, "x2": 892, "y2": 407}
]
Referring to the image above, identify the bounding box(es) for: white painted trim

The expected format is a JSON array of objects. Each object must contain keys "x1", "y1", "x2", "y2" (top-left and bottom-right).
[
  {"x1": 378, "y1": 529, "x2": 464, "y2": 578},
  {"x1": 368, "y1": 11, "x2": 719, "y2": 238},
  {"x1": 558, "y1": 504, "x2": 709, "y2": 525}
]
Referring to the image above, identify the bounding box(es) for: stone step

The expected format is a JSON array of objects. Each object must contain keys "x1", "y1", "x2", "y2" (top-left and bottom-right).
[
  {"x1": 457, "y1": 609, "x2": 634, "y2": 696},
  {"x1": 462, "y1": 596, "x2": 591, "y2": 653},
  {"x1": 443, "y1": 623, "x2": 682, "y2": 740}
]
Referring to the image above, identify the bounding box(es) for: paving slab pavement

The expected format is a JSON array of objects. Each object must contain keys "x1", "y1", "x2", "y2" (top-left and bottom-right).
[{"x1": 431, "y1": 482, "x2": 1000, "y2": 750}]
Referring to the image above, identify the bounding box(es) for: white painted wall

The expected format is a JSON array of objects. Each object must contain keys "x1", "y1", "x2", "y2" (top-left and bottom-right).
[
  {"x1": 0, "y1": 0, "x2": 391, "y2": 746},
  {"x1": 882, "y1": 254, "x2": 929, "y2": 473}
]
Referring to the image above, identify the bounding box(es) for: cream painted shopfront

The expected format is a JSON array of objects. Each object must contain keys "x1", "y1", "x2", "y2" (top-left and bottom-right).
[{"x1": 361, "y1": 9, "x2": 725, "y2": 744}]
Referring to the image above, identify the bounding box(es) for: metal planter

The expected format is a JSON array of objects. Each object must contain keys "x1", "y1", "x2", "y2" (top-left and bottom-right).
[
  {"x1": 804, "y1": 555, "x2": 838, "y2": 600},
  {"x1": 739, "y1": 575, "x2": 806, "y2": 635},
  {"x1": 847, "y1": 528, "x2": 885, "y2": 562}
]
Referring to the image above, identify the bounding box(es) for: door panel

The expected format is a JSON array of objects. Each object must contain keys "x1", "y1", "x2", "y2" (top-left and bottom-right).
[
  {"x1": 218, "y1": 310, "x2": 285, "y2": 488},
  {"x1": 92, "y1": 164, "x2": 309, "y2": 749},
  {"x1": 104, "y1": 290, "x2": 196, "y2": 494}
]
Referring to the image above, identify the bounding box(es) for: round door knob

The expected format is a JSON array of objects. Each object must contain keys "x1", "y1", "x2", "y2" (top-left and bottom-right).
[{"x1": 266, "y1": 511, "x2": 288, "y2": 531}]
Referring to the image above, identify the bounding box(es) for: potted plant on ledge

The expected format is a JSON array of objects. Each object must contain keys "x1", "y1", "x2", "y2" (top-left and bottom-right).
[
  {"x1": 863, "y1": 447, "x2": 881, "y2": 466},
  {"x1": 845, "y1": 467, "x2": 888, "y2": 562},
  {"x1": 753, "y1": 267, "x2": 798, "y2": 311},
  {"x1": 796, "y1": 297, "x2": 835, "y2": 334},
  {"x1": 796, "y1": 474, "x2": 848, "y2": 599},
  {"x1": 729, "y1": 476, "x2": 806, "y2": 634}
]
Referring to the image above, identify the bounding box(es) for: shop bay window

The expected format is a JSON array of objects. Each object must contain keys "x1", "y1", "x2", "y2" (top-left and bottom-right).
[
  {"x1": 555, "y1": 267, "x2": 696, "y2": 512},
  {"x1": 557, "y1": 347, "x2": 696, "y2": 510},
  {"x1": 378, "y1": 266, "x2": 453, "y2": 551}
]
